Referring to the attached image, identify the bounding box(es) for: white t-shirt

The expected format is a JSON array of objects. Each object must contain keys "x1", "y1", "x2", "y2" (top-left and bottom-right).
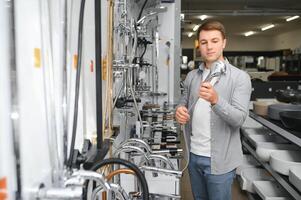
[{"x1": 191, "y1": 68, "x2": 218, "y2": 157}]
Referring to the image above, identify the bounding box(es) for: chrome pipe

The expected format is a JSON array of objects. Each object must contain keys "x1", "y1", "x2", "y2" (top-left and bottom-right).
[{"x1": 140, "y1": 166, "x2": 182, "y2": 178}]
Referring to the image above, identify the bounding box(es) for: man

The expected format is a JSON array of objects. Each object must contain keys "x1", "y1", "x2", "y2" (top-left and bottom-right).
[{"x1": 176, "y1": 20, "x2": 251, "y2": 200}]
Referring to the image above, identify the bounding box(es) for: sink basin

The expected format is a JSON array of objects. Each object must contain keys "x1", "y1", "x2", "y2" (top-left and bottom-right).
[
  {"x1": 240, "y1": 168, "x2": 274, "y2": 193},
  {"x1": 253, "y1": 100, "x2": 277, "y2": 116},
  {"x1": 280, "y1": 111, "x2": 301, "y2": 131},
  {"x1": 247, "y1": 134, "x2": 289, "y2": 148},
  {"x1": 289, "y1": 167, "x2": 301, "y2": 192},
  {"x1": 253, "y1": 181, "x2": 293, "y2": 200},
  {"x1": 268, "y1": 104, "x2": 301, "y2": 121},
  {"x1": 256, "y1": 142, "x2": 299, "y2": 162},
  {"x1": 236, "y1": 154, "x2": 260, "y2": 175},
  {"x1": 270, "y1": 150, "x2": 301, "y2": 175}
]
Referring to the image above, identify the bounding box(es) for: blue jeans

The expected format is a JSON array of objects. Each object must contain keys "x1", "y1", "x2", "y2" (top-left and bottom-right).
[{"x1": 188, "y1": 153, "x2": 235, "y2": 200}]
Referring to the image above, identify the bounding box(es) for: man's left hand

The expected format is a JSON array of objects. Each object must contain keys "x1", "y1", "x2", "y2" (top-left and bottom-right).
[{"x1": 199, "y1": 82, "x2": 218, "y2": 105}]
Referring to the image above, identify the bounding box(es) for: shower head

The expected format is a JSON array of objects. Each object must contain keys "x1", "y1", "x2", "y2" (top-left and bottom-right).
[
  {"x1": 204, "y1": 60, "x2": 226, "y2": 82},
  {"x1": 212, "y1": 60, "x2": 226, "y2": 74}
]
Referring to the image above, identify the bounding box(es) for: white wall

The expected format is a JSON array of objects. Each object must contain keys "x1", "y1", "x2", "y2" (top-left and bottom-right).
[
  {"x1": 225, "y1": 36, "x2": 274, "y2": 51},
  {"x1": 272, "y1": 28, "x2": 301, "y2": 50}
]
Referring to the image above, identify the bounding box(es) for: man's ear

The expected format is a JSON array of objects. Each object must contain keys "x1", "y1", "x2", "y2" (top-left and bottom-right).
[{"x1": 223, "y1": 39, "x2": 227, "y2": 49}]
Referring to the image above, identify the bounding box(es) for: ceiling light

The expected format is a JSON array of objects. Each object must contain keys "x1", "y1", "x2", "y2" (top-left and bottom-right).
[
  {"x1": 10, "y1": 111, "x2": 19, "y2": 120},
  {"x1": 244, "y1": 31, "x2": 255, "y2": 37},
  {"x1": 180, "y1": 13, "x2": 185, "y2": 20},
  {"x1": 193, "y1": 24, "x2": 200, "y2": 32},
  {"x1": 188, "y1": 32, "x2": 193, "y2": 37},
  {"x1": 261, "y1": 24, "x2": 275, "y2": 31},
  {"x1": 286, "y1": 15, "x2": 299, "y2": 22},
  {"x1": 199, "y1": 15, "x2": 207, "y2": 21}
]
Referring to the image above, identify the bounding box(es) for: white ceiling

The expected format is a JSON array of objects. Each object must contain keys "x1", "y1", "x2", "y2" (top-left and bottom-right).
[{"x1": 181, "y1": 0, "x2": 301, "y2": 38}]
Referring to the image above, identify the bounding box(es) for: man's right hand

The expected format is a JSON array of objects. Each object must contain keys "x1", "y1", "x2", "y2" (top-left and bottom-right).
[{"x1": 175, "y1": 106, "x2": 190, "y2": 125}]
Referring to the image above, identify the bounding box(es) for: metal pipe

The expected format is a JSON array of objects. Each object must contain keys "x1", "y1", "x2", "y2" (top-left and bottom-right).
[
  {"x1": 140, "y1": 166, "x2": 182, "y2": 178},
  {"x1": 62, "y1": 0, "x2": 68, "y2": 166},
  {"x1": 37, "y1": 187, "x2": 82, "y2": 199},
  {"x1": 127, "y1": 71, "x2": 144, "y2": 135},
  {"x1": 119, "y1": 138, "x2": 152, "y2": 154},
  {"x1": 113, "y1": 145, "x2": 148, "y2": 161},
  {"x1": 91, "y1": 185, "x2": 105, "y2": 200},
  {"x1": 8, "y1": 0, "x2": 22, "y2": 198},
  {"x1": 106, "y1": 168, "x2": 135, "y2": 181},
  {"x1": 139, "y1": 154, "x2": 176, "y2": 170},
  {"x1": 68, "y1": 170, "x2": 111, "y2": 190},
  {"x1": 152, "y1": 149, "x2": 183, "y2": 155},
  {"x1": 109, "y1": 183, "x2": 130, "y2": 200},
  {"x1": 91, "y1": 183, "x2": 129, "y2": 200},
  {"x1": 150, "y1": 193, "x2": 181, "y2": 199},
  {"x1": 113, "y1": 73, "x2": 125, "y2": 109}
]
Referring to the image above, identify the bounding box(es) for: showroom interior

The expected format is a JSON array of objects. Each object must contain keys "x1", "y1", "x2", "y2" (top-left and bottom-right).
[{"x1": 1, "y1": 0, "x2": 301, "y2": 199}]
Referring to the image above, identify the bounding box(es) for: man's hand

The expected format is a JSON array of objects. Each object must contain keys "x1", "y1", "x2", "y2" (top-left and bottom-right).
[
  {"x1": 199, "y1": 82, "x2": 218, "y2": 105},
  {"x1": 175, "y1": 106, "x2": 190, "y2": 125}
]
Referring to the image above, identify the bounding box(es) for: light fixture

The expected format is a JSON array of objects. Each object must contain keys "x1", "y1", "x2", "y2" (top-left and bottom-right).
[
  {"x1": 286, "y1": 15, "x2": 299, "y2": 22},
  {"x1": 11, "y1": 111, "x2": 19, "y2": 120},
  {"x1": 199, "y1": 15, "x2": 207, "y2": 21},
  {"x1": 193, "y1": 24, "x2": 200, "y2": 32},
  {"x1": 180, "y1": 13, "x2": 185, "y2": 20},
  {"x1": 261, "y1": 24, "x2": 275, "y2": 31},
  {"x1": 244, "y1": 31, "x2": 255, "y2": 37},
  {"x1": 188, "y1": 32, "x2": 193, "y2": 37}
]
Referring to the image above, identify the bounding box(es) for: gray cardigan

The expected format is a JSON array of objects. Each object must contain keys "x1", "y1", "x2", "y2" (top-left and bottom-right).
[{"x1": 178, "y1": 61, "x2": 251, "y2": 175}]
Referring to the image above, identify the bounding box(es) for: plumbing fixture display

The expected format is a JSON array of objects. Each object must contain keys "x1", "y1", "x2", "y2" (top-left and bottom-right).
[{"x1": 1, "y1": 0, "x2": 181, "y2": 199}]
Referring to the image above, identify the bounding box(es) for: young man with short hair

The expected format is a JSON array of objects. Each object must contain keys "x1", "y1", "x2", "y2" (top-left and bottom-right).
[{"x1": 176, "y1": 20, "x2": 251, "y2": 200}]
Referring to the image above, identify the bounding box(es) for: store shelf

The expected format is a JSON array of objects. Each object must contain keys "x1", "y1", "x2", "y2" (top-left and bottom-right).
[
  {"x1": 242, "y1": 140, "x2": 301, "y2": 200},
  {"x1": 247, "y1": 192, "x2": 261, "y2": 200},
  {"x1": 249, "y1": 111, "x2": 301, "y2": 147}
]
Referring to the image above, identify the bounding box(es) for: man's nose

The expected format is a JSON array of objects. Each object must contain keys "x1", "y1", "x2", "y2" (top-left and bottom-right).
[{"x1": 207, "y1": 42, "x2": 212, "y2": 49}]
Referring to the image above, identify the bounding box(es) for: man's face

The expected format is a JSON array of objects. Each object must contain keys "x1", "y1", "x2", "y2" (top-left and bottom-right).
[{"x1": 198, "y1": 30, "x2": 226, "y2": 64}]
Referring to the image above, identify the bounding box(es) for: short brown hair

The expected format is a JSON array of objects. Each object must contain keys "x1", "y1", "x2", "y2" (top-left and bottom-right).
[{"x1": 197, "y1": 20, "x2": 226, "y2": 39}]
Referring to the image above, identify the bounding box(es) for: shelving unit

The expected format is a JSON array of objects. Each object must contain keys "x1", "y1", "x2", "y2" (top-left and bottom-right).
[
  {"x1": 282, "y1": 53, "x2": 301, "y2": 73},
  {"x1": 242, "y1": 111, "x2": 301, "y2": 200},
  {"x1": 243, "y1": 141, "x2": 301, "y2": 200},
  {"x1": 247, "y1": 192, "x2": 262, "y2": 200},
  {"x1": 249, "y1": 111, "x2": 301, "y2": 147}
]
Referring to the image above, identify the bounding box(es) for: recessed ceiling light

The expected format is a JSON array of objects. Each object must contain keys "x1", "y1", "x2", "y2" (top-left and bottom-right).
[
  {"x1": 286, "y1": 15, "x2": 299, "y2": 22},
  {"x1": 244, "y1": 31, "x2": 255, "y2": 37},
  {"x1": 193, "y1": 24, "x2": 200, "y2": 32},
  {"x1": 188, "y1": 32, "x2": 193, "y2": 37},
  {"x1": 199, "y1": 15, "x2": 207, "y2": 21},
  {"x1": 261, "y1": 24, "x2": 275, "y2": 31}
]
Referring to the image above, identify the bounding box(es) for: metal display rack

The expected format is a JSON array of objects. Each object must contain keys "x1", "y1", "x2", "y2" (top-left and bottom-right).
[
  {"x1": 242, "y1": 111, "x2": 301, "y2": 200},
  {"x1": 249, "y1": 111, "x2": 301, "y2": 147}
]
